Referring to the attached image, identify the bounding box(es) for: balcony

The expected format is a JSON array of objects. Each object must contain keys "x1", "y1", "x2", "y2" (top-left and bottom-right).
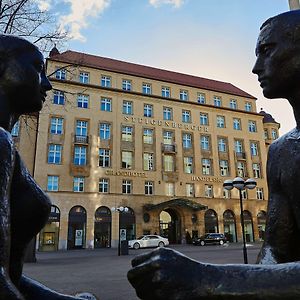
[
  {"x1": 74, "y1": 135, "x2": 89, "y2": 144},
  {"x1": 161, "y1": 143, "x2": 176, "y2": 153},
  {"x1": 235, "y1": 151, "x2": 246, "y2": 160}
]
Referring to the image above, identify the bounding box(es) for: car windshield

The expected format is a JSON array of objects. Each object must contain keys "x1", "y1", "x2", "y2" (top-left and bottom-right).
[{"x1": 137, "y1": 236, "x2": 145, "y2": 240}]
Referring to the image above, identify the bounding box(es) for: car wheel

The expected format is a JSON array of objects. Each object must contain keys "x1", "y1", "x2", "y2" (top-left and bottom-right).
[
  {"x1": 133, "y1": 242, "x2": 140, "y2": 250},
  {"x1": 219, "y1": 240, "x2": 224, "y2": 245},
  {"x1": 158, "y1": 241, "x2": 165, "y2": 247},
  {"x1": 200, "y1": 241, "x2": 205, "y2": 246}
]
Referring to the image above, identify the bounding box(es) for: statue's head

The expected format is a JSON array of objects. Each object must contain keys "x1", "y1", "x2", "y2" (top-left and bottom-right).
[
  {"x1": 0, "y1": 35, "x2": 52, "y2": 114},
  {"x1": 252, "y1": 10, "x2": 300, "y2": 100}
]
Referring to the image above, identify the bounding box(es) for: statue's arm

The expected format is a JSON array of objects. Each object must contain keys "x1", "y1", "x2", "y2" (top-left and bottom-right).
[
  {"x1": 257, "y1": 142, "x2": 295, "y2": 264},
  {"x1": 128, "y1": 248, "x2": 300, "y2": 300}
]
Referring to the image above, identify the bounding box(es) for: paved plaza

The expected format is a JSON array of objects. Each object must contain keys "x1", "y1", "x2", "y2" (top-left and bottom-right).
[{"x1": 23, "y1": 243, "x2": 262, "y2": 300}]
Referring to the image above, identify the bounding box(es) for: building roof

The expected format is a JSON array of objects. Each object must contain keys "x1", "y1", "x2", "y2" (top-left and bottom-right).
[
  {"x1": 259, "y1": 109, "x2": 280, "y2": 124},
  {"x1": 48, "y1": 50, "x2": 256, "y2": 100}
]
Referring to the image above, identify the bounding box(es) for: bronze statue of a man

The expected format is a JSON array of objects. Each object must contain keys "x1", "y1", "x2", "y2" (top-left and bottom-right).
[
  {"x1": 0, "y1": 35, "x2": 94, "y2": 299},
  {"x1": 128, "y1": 10, "x2": 300, "y2": 300}
]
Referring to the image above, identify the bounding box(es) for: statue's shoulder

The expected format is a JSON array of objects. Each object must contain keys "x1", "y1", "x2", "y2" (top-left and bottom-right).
[{"x1": 0, "y1": 127, "x2": 13, "y2": 148}]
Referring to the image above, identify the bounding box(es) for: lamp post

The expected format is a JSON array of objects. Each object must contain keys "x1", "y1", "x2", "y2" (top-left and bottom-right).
[
  {"x1": 111, "y1": 206, "x2": 129, "y2": 256},
  {"x1": 223, "y1": 177, "x2": 257, "y2": 264}
]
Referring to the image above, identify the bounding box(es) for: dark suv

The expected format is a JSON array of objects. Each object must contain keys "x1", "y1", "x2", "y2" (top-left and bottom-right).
[{"x1": 193, "y1": 233, "x2": 227, "y2": 246}]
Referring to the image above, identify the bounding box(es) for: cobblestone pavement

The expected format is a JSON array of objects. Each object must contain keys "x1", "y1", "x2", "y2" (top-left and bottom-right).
[{"x1": 23, "y1": 243, "x2": 262, "y2": 300}]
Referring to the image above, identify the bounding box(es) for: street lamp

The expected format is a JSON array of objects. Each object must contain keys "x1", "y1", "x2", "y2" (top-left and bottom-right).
[
  {"x1": 111, "y1": 206, "x2": 129, "y2": 256},
  {"x1": 223, "y1": 177, "x2": 257, "y2": 264}
]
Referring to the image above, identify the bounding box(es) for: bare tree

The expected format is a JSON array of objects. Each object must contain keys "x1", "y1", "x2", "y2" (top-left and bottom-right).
[{"x1": 0, "y1": 0, "x2": 68, "y2": 52}]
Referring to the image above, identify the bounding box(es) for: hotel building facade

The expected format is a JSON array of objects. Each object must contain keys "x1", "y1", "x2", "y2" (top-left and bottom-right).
[{"x1": 13, "y1": 49, "x2": 280, "y2": 251}]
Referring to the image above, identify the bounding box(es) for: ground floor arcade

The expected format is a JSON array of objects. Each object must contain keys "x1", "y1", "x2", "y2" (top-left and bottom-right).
[{"x1": 38, "y1": 193, "x2": 267, "y2": 251}]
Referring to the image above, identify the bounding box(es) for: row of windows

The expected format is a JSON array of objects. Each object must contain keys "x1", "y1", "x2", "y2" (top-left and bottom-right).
[
  {"x1": 47, "y1": 145, "x2": 262, "y2": 178},
  {"x1": 47, "y1": 175, "x2": 265, "y2": 200},
  {"x1": 52, "y1": 94, "x2": 257, "y2": 132},
  {"x1": 55, "y1": 69, "x2": 253, "y2": 111}
]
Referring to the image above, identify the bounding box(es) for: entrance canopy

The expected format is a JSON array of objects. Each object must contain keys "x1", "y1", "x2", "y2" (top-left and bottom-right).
[{"x1": 144, "y1": 198, "x2": 207, "y2": 212}]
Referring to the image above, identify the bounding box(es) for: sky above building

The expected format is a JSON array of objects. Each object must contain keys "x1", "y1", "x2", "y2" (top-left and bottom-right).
[{"x1": 42, "y1": 0, "x2": 293, "y2": 134}]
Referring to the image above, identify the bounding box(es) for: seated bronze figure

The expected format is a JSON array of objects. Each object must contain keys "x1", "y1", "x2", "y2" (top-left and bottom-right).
[
  {"x1": 0, "y1": 35, "x2": 94, "y2": 299},
  {"x1": 128, "y1": 10, "x2": 300, "y2": 300}
]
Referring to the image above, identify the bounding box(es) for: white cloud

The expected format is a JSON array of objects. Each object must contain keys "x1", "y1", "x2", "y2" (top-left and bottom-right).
[
  {"x1": 59, "y1": 0, "x2": 111, "y2": 41},
  {"x1": 36, "y1": 0, "x2": 52, "y2": 11},
  {"x1": 149, "y1": 0, "x2": 185, "y2": 8}
]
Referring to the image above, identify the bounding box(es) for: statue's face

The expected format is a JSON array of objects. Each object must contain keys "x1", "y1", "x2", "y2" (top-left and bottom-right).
[
  {"x1": 252, "y1": 21, "x2": 300, "y2": 99},
  {"x1": 3, "y1": 46, "x2": 52, "y2": 113}
]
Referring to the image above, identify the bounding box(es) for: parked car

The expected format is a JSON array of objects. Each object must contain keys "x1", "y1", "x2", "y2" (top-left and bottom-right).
[
  {"x1": 193, "y1": 233, "x2": 227, "y2": 246},
  {"x1": 128, "y1": 235, "x2": 169, "y2": 249}
]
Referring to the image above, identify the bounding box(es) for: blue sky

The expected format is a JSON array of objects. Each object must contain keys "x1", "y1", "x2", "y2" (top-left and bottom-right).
[{"x1": 43, "y1": 0, "x2": 293, "y2": 134}]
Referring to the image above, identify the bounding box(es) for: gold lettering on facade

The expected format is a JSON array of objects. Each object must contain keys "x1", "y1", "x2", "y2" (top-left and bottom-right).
[
  {"x1": 191, "y1": 176, "x2": 222, "y2": 183},
  {"x1": 105, "y1": 170, "x2": 147, "y2": 178}
]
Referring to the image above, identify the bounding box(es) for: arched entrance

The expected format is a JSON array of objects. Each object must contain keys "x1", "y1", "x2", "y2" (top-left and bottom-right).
[
  {"x1": 68, "y1": 206, "x2": 87, "y2": 249},
  {"x1": 120, "y1": 207, "x2": 136, "y2": 240},
  {"x1": 39, "y1": 205, "x2": 60, "y2": 251},
  {"x1": 204, "y1": 209, "x2": 218, "y2": 233},
  {"x1": 159, "y1": 209, "x2": 181, "y2": 244},
  {"x1": 257, "y1": 210, "x2": 267, "y2": 241},
  {"x1": 223, "y1": 210, "x2": 237, "y2": 243},
  {"x1": 94, "y1": 206, "x2": 111, "y2": 248},
  {"x1": 243, "y1": 210, "x2": 254, "y2": 242}
]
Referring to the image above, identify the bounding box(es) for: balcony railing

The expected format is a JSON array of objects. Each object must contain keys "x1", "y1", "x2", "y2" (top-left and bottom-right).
[
  {"x1": 161, "y1": 143, "x2": 176, "y2": 153},
  {"x1": 235, "y1": 151, "x2": 246, "y2": 159},
  {"x1": 74, "y1": 135, "x2": 89, "y2": 144}
]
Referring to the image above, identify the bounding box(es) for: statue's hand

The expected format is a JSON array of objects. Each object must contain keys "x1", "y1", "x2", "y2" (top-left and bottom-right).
[{"x1": 127, "y1": 248, "x2": 205, "y2": 300}]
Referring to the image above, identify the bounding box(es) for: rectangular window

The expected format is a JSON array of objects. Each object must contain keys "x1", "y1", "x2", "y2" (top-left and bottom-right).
[
  {"x1": 163, "y1": 155, "x2": 174, "y2": 172},
  {"x1": 77, "y1": 94, "x2": 89, "y2": 108},
  {"x1": 100, "y1": 98, "x2": 112, "y2": 112},
  {"x1": 230, "y1": 99, "x2": 237, "y2": 109},
  {"x1": 218, "y1": 138, "x2": 227, "y2": 152},
  {"x1": 200, "y1": 113, "x2": 208, "y2": 125},
  {"x1": 73, "y1": 177, "x2": 84, "y2": 192},
  {"x1": 101, "y1": 75, "x2": 111, "y2": 87},
  {"x1": 143, "y1": 128, "x2": 153, "y2": 144},
  {"x1": 184, "y1": 157, "x2": 193, "y2": 174},
  {"x1": 99, "y1": 149, "x2": 111, "y2": 167},
  {"x1": 216, "y1": 115, "x2": 225, "y2": 128},
  {"x1": 182, "y1": 110, "x2": 191, "y2": 123},
  {"x1": 79, "y1": 72, "x2": 89, "y2": 84},
  {"x1": 50, "y1": 118, "x2": 63, "y2": 135},
  {"x1": 202, "y1": 158, "x2": 212, "y2": 175},
  {"x1": 122, "y1": 79, "x2": 132, "y2": 91},
  {"x1": 186, "y1": 183, "x2": 194, "y2": 197},
  {"x1": 253, "y1": 163, "x2": 261, "y2": 178},
  {"x1": 48, "y1": 144, "x2": 62, "y2": 164},
  {"x1": 144, "y1": 153, "x2": 154, "y2": 171},
  {"x1": 99, "y1": 123, "x2": 111, "y2": 140},
  {"x1": 145, "y1": 181, "x2": 154, "y2": 195},
  {"x1": 161, "y1": 86, "x2": 170, "y2": 98},
  {"x1": 142, "y1": 83, "x2": 152, "y2": 94},
  {"x1": 234, "y1": 140, "x2": 243, "y2": 153},
  {"x1": 122, "y1": 151, "x2": 133, "y2": 169},
  {"x1": 214, "y1": 96, "x2": 222, "y2": 107},
  {"x1": 165, "y1": 183, "x2": 174, "y2": 196},
  {"x1": 233, "y1": 118, "x2": 241, "y2": 130},
  {"x1": 264, "y1": 129, "x2": 269, "y2": 140},
  {"x1": 163, "y1": 107, "x2": 172, "y2": 120},
  {"x1": 223, "y1": 189, "x2": 231, "y2": 199},
  {"x1": 219, "y1": 160, "x2": 229, "y2": 176},
  {"x1": 74, "y1": 146, "x2": 87, "y2": 166},
  {"x1": 163, "y1": 131, "x2": 173, "y2": 145},
  {"x1": 55, "y1": 68, "x2": 66, "y2": 80},
  {"x1": 76, "y1": 120, "x2": 88, "y2": 137},
  {"x1": 241, "y1": 189, "x2": 247, "y2": 200},
  {"x1": 182, "y1": 133, "x2": 192, "y2": 149},
  {"x1": 180, "y1": 90, "x2": 188, "y2": 101},
  {"x1": 237, "y1": 161, "x2": 246, "y2": 177},
  {"x1": 245, "y1": 102, "x2": 252, "y2": 112},
  {"x1": 271, "y1": 129, "x2": 278, "y2": 140},
  {"x1": 256, "y1": 187, "x2": 264, "y2": 200},
  {"x1": 99, "y1": 178, "x2": 109, "y2": 193},
  {"x1": 200, "y1": 135, "x2": 210, "y2": 151},
  {"x1": 122, "y1": 126, "x2": 133, "y2": 142},
  {"x1": 250, "y1": 142, "x2": 259, "y2": 156},
  {"x1": 248, "y1": 120, "x2": 257, "y2": 132},
  {"x1": 205, "y1": 184, "x2": 213, "y2": 198},
  {"x1": 122, "y1": 180, "x2": 132, "y2": 194},
  {"x1": 53, "y1": 90, "x2": 65, "y2": 105},
  {"x1": 122, "y1": 100, "x2": 133, "y2": 115},
  {"x1": 11, "y1": 120, "x2": 20, "y2": 137},
  {"x1": 197, "y1": 93, "x2": 206, "y2": 104},
  {"x1": 47, "y1": 175, "x2": 59, "y2": 191},
  {"x1": 144, "y1": 104, "x2": 153, "y2": 117}
]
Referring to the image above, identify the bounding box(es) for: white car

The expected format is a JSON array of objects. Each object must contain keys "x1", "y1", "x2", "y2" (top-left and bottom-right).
[{"x1": 128, "y1": 235, "x2": 169, "y2": 250}]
